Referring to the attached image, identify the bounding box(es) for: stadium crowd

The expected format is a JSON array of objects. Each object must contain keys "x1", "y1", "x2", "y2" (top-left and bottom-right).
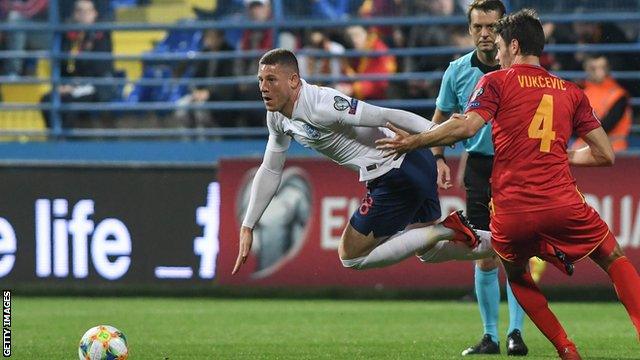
[{"x1": 0, "y1": 0, "x2": 638, "y2": 138}]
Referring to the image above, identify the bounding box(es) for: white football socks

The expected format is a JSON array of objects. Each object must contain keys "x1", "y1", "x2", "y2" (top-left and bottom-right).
[
  {"x1": 341, "y1": 224, "x2": 454, "y2": 270},
  {"x1": 418, "y1": 229, "x2": 494, "y2": 263}
]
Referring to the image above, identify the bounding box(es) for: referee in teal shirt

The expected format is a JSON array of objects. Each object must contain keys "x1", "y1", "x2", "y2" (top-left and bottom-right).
[{"x1": 432, "y1": 0, "x2": 528, "y2": 356}]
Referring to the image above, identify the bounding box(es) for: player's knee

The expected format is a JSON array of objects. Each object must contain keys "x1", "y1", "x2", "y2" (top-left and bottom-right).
[
  {"x1": 476, "y1": 256, "x2": 498, "y2": 271},
  {"x1": 339, "y1": 225, "x2": 376, "y2": 260},
  {"x1": 612, "y1": 245, "x2": 625, "y2": 258},
  {"x1": 590, "y1": 235, "x2": 624, "y2": 270},
  {"x1": 592, "y1": 243, "x2": 625, "y2": 271},
  {"x1": 606, "y1": 245, "x2": 625, "y2": 261},
  {"x1": 338, "y1": 237, "x2": 358, "y2": 262}
]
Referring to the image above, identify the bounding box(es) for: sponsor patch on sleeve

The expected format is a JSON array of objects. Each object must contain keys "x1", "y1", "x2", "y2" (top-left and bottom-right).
[
  {"x1": 468, "y1": 101, "x2": 481, "y2": 109},
  {"x1": 348, "y1": 98, "x2": 359, "y2": 114}
]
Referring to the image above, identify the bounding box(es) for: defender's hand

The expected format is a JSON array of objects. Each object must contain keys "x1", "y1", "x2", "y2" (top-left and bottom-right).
[
  {"x1": 436, "y1": 160, "x2": 452, "y2": 189},
  {"x1": 376, "y1": 122, "x2": 418, "y2": 160},
  {"x1": 375, "y1": 122, "x2": 417, "y2": 160},
  {"x1": 232, "y1": 226, "x2": 254, "y2": 275}
]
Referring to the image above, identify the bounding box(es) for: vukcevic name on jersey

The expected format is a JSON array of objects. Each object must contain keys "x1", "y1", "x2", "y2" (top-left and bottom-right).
[{"x1": 466, "y1": 64, "x2": 601, "y2": 214}]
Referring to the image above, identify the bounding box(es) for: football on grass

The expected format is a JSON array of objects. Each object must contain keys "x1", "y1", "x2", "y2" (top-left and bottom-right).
[{"x1": 78, "y1": 325, "x2": 128, "y2": 360}]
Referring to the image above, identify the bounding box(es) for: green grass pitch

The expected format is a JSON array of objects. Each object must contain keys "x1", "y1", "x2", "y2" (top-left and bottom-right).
[{"x1": 11, "y1": 297, "x2": 638, "y2": 359}]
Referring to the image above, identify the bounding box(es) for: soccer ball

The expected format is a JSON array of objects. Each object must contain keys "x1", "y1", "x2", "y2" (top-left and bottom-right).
[{"x1": 78, "y1": 325, "x2": 128, "y2": 360}]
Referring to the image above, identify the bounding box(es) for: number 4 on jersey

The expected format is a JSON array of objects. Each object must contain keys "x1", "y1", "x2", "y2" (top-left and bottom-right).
[{"x1": 528, "y1": 94, "x2": 556, "y2": 152}]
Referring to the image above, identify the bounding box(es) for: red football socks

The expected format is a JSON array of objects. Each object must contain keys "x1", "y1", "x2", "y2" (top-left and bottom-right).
[
  {"x1": 509, "y1": 272, "x2": 577, "y2": 355},
  {"x1": 607, "y1": 256, "x2": 640, "y2": 338}
]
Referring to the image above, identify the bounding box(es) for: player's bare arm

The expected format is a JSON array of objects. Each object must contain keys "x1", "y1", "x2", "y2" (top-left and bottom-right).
[
  {"x1": 376, "y1": 112, "x2": 485, "y2": 158},
  {"x1": 432, "y1": 108, "x2": 453, "y2": 189},
  {"x1": 568, "y1": 127, "x2": 615, "y2": 167}
]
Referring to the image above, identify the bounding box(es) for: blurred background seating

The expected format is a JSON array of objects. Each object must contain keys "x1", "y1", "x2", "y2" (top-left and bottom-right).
[{"x1": 0, "y1": 0, "x2": 638, "y2": 150}]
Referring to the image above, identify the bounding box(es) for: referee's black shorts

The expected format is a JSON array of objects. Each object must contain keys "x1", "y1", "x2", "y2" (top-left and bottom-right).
[{"x1": 463, "y1": 153, "x2": 493, "y2": 231}]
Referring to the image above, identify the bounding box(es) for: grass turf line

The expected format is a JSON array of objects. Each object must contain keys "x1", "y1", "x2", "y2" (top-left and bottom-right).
[{"x1": 12, "y1": 297, "x2": 638, "y2": 359}]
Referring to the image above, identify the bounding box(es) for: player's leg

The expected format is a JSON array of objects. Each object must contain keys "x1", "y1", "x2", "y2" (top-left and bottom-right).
[
  {"x1": 339, "y1": 210, "x2": 481, "y2": 270},
  {"x1": 505, "y1": 280, "x2": 528, "y2": 356},
  {"x1": 589, "y1": 236, "x2": 640, "y2": 338},
  {"x1": 340, "y1": 149, "x2": 479, "y2": 270},
  {"x1": 474, "y1": 241, "x2": 526, "y2": 354},
  {"x1": 465, "y1": 155, "x2": 499, "y2": 355},
  {"x1": 501, "y1": 259, "x2": 580, "y2": 359},
  {"x1": 493, "y1": 209, "x2": 581, "y2": 359},
  {"x1": 417, "y1": 228, "x2": 494, "y2": 263},
  {"x1": 339, "y1": 221, "x2": 449, "y2": 269},
  {"x1": 461, "y1": 155, "x2": 527, "y2": 356},
  {"x1": 463, "y1": 256, "x2": 501, "y2": 355},
  {"x1": 544, "y1": 202, "x2": 640, "y2": 339}
]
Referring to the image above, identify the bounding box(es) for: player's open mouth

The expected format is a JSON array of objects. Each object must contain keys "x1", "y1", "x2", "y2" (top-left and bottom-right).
[{"x1": 263, "y1": 96, "x2": 272, "y2": 103}]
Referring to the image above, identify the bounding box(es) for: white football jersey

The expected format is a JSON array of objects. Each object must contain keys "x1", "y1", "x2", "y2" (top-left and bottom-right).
[{"x1": 266, "y1": 80, "x2": 406, "y2": 181}]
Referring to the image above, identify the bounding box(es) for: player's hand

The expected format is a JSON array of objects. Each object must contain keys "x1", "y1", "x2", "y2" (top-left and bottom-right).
[
  {"x1": 436, "y1": 159, "x2": 452, "y2": 189},
  {"x1": 232, "y1": 226, "x2": 254, "y2": 275},
  {"x1": 192, "y1": 89, "x2": 210, "y2": 102},
  {"x1": 375, "y1": 122, "x2": 417, "y2": 160},
  {"x1": 58, "y1": 84, "x2": 74, "y2": 94}
]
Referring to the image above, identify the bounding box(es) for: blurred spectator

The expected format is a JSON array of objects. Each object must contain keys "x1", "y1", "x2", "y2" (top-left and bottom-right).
[
  {"x1": 545, "y1": 17, "x2": 639, "y2": 96},
  {"x1": 234, "y1": 0, "x2": 296, "y2": 126},
  {"x1": 236, "y1": 0, "x2": 296, "y2": 55},
  {"x1": 572, "y1": 54, "x2": 632, "y2": 152},
  {"x1": 1, "y1": 0, "x2": 49, "y2": 76},
  {"x1": 336, "y1": 25, "x2": 396, "y2": 100},
  {"x1": 511, "y1": 0, "x2": 637, "y2": 13},
  {"x1": 310, "y1": 0, "x2": 352, "y2": 20},
  {"x1": 358, "y1": 0, "x2": 400, "y2": 17},
  {"x1": 404, "y1": 0, "x2": 464, "y2": 63},
  {"x1": 174, "y1": 29, "x2": 236, "y2": 130},
  {"x1": 40, "y1": 0, "x2": 114, "y2": 128},
  {"x1": 537, "y1": 21, "x2": 560, "y2": 71},
  {"x1": 546, "y1": 19, "x2": 632, "y2": 71},
  {"x1": 450, "y1": 26, "x2": 474, "y2": 48},
  {"x1": 358, "y1": 0, "x2": 404, "y2": 49},
  {"x1": 572, "y1": 21, "x2": 631, "y2": 70},
  {"x1": 403, "y1": 0, "x2": 465, "y2": 99},
  {"x1": 192, "y1": 0, "x2": 244, "y2": 20},
  {"x1": 59, "y1": 0, "x2": 112, "y2": 21},
  {"x1": 193, "y1": 1, "x2": 246, "y2": 51},
  {"x1": 298, "y1": 30, "x2": 345, "y2": 85},
  {"x1": 281, "y1": 0, "x2": 357, "y2": 19}
]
